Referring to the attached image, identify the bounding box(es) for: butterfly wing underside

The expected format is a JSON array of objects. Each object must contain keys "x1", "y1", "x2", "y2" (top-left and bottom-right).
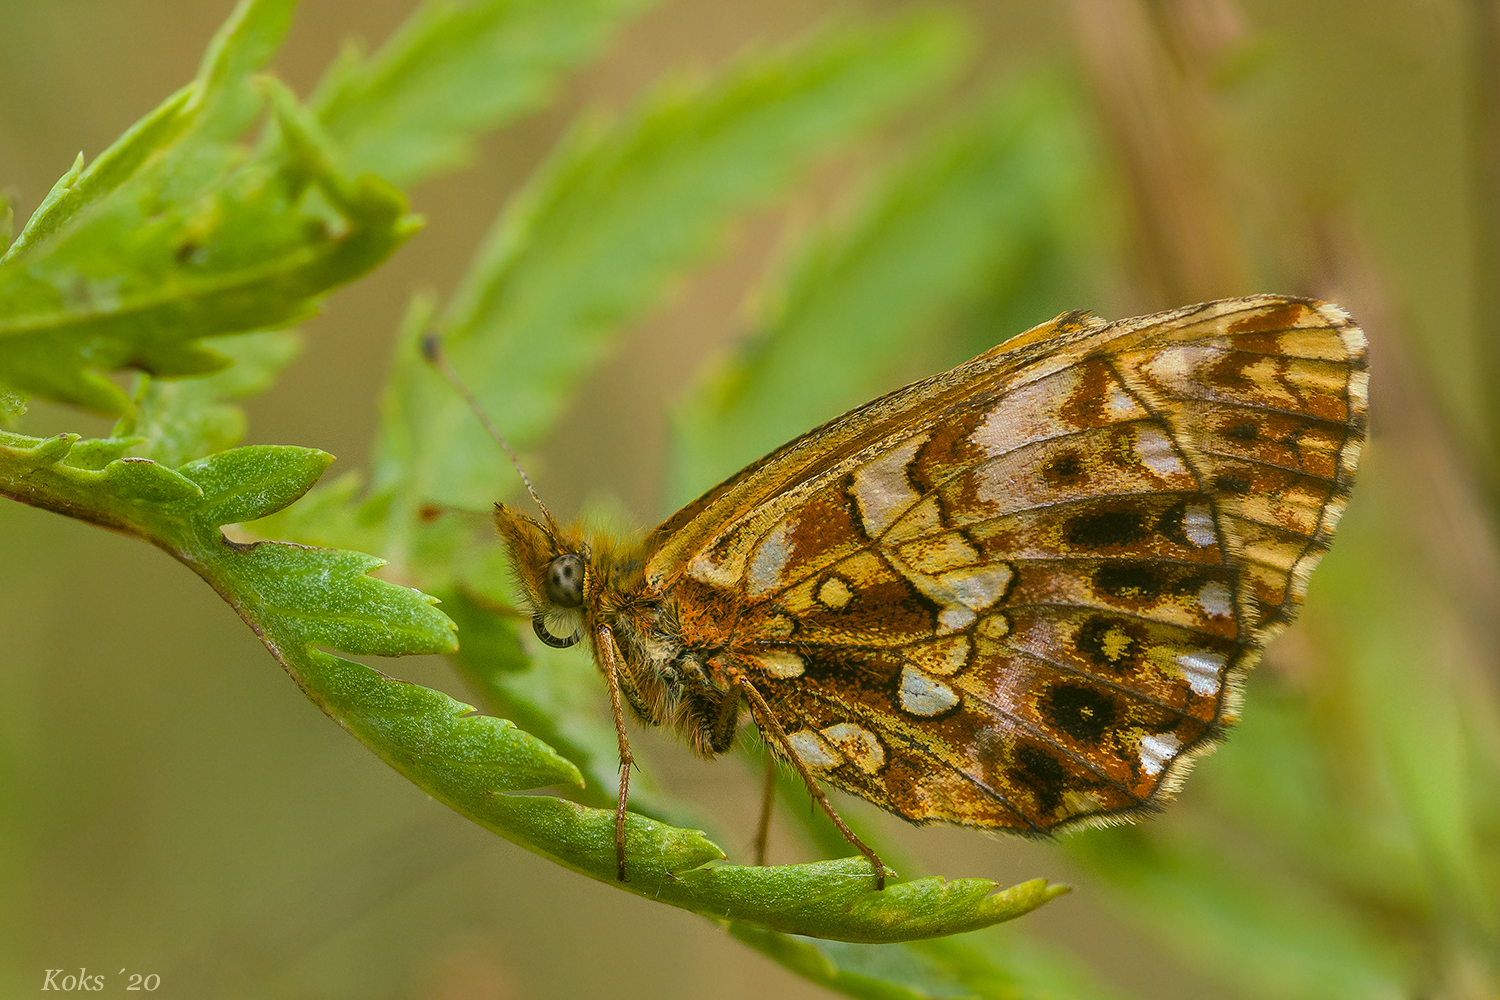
[{"x1": 647, "y1": 296, "x2": 1368, "y2": 832}]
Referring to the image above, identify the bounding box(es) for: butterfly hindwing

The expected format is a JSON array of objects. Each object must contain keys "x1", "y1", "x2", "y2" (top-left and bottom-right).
[{"x1": 649, "y1": 296, "x2": 1367, "y2": 832}]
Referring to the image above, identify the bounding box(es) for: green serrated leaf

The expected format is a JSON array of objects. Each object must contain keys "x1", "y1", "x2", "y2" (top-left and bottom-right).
[
  {"x1": 313, "y1": 0, "x2": 658, "y2": 185},
  {"x1": 0, "y1": 154, "x2": 415, "y2": 412},
  {"x1": 0, "y1": 431, "x2": 584, "y2": 841},
  {"x1": 314, "y1": 649, "x2": 580, "y2": 791},
  {"x1": 0, "y1": 0, "x2": 414, "y2": 415},
  {"x1": 5, "y1": 151, "x2": 87, "y2": 265},
  {"x1": 178, "y1": 445, "x2": 333, "y2": 525},
  {"x1": 2, "y1": 90, "x2": 190, "y2": 266},
  {"x1": 671, "y1": 861, "x2": 1065, "y2": 943},
  {"x1": 437, "y1": 781, "x2": 1063, "y2": 941},
  {"x1": 3, "y1": 0, "x2": 296, "y2": 264},
  {"x1": 0, "y1": 431, "x2": 203, "y2": 522}
]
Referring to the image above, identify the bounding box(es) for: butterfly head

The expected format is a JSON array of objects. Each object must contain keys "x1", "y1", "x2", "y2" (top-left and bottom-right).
[{"x1": 493, "y1": 502, "x2": 589, "y2": 649}]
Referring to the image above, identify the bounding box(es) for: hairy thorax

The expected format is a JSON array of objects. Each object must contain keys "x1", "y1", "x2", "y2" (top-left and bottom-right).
[
  {"x1": 495, "y1": 502, "x2": 746, "y2": 758},
  {"x1": 591, "y1": 538, "x2": 746, "y2": 757}
]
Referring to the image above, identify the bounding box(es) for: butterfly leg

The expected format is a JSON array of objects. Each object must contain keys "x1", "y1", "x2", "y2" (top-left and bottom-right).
[
  {"x1": 697, "y1": 670, "x2": 774, "y2": 865},
  {"x1": 597, "y1": 624, "x2": 633, "y2": 882},
  {"x1": 735, "y1": 673, "x2": 887, "y2": 889},
  {"x1": 753, "y1": 751, "x2": 775, "y2": 866}
]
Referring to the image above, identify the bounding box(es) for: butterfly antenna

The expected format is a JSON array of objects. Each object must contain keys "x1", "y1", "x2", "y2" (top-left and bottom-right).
[{"x1": 420, "y1": 332, "x2": 557, "y2": 528}]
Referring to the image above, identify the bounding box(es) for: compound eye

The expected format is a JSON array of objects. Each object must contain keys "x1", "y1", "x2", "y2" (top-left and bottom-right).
[{"x1": 544, "y1": 553, "x2": 585, "y2": 608}]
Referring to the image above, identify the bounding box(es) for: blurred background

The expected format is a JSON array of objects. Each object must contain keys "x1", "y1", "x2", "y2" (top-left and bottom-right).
[{"x1": 1, "y1": 1, "x2": 1497, "y2": 998}]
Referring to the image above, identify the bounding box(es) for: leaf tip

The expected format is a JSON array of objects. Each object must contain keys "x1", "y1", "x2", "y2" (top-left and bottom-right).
[{"x1": 974, "y1": 876, "x2": 1071, "y2": 923}]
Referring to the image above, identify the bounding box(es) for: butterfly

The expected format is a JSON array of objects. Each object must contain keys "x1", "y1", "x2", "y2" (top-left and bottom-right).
[{"x1": 479, "y1": 294, "x2": 1368, "y2": 888}]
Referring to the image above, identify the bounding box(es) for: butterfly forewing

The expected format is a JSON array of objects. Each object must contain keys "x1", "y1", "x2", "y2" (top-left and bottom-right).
[{"x1": 646, "y1": 295, "x2": 1366, "y2": 833}]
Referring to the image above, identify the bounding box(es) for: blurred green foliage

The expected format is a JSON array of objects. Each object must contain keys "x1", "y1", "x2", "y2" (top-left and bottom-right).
[{"x1": 2, "y1": 0, "x2": 1497, "y2": 998}]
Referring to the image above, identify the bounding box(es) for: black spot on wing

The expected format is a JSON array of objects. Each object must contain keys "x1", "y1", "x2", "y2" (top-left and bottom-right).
[
  {"x1": 1042, "y1": 450, "x2": 1086, "y2": 487},
  {"x1": 1066, "y1": 509, "x2": 1147, "y2": 549},
  {"x1": 1042, "y1": 684, "x2": 1118, "y2": 744},
  {"x1": 1226, "y1": 422, "x2": 1258, "y2": 441},
  {"x1": 1014, "y1": 745, "x2": 1068, "y2": 814},
  {"x1": 1094, "y1": 563, "x2": 1166, "y2": 601},
  {"x1": 1213, "y1": 474, "x2": 1251, "y2": 495}
]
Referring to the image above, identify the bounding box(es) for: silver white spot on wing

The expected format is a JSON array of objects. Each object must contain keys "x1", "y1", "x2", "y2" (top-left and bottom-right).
[
  {"x1": 1134, "y1": 425, "x2": 1188, "y2": 479},
  {"x1": 895, "y1": 557, "x2": 1013, "y2": 636},
  {"x1": 1176, "y1": 651, "x2": 1225, "y2": 696},
  {"x1": 898, "y1": 665, "x2": 960, "y2": 717},
  {"x1": 788, "y1": 729, "x2": 840, "y2": 770},
  {"x1": 1104, "y1": 380, "x2": 1145, "y2": 421},
  {"x1": 1183, "y1": 502, "x2": 1217, "y2": 547},
  {"x1": 850, "y1": 437, "x2": 924, "y2": 537},
  {"x1": 1139, "y1": 733, "x2": 1181, "y2": 776},
  {"x1": 746, "y1": 520, "x2": 791, "y2": 597},
  {"x1": 1197, "y1": 580, "x2": 1234, "y2": 618},
  {"x1": 940, "y1": 563, "x2": 1014, "y2": 611},
  {"x1": 969, "y1": 374, "x2": 1078, "y2": 457}
]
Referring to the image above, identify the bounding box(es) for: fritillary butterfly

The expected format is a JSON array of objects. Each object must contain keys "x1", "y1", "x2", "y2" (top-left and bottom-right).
[{"x1": 490, "y1": 295, "x2": 1368, "y2": 886}]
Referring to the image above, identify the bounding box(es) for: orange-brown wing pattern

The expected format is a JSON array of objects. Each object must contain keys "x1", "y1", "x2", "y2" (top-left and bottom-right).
[{"x1": 649, "y1": 296, "x2": 1367, "y2": 832}]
